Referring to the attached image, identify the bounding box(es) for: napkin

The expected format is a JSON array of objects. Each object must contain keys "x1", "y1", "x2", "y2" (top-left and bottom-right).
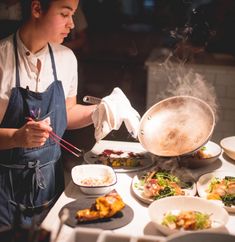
[{"x1": 92, "y1": 87, "x2": 140, "y2": 141}]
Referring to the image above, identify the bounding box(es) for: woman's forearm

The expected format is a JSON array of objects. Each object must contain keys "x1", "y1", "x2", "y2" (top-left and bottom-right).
[
  {"x1": 66, "y1": 103, "x2": 96, "y2": 129},
  {"x1": 0, "y1": 128, "x2": 17, "y2": 150}
]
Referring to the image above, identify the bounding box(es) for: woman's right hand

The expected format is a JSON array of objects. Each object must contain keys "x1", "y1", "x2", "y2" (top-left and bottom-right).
[{"x1": 13, "y1": 120, "x2": 52, "y2": 148}]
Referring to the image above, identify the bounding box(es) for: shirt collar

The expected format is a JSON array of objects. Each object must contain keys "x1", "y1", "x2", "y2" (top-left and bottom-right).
[{"x1": 16, "y1": 30, "x2": 49, "y2": 63}]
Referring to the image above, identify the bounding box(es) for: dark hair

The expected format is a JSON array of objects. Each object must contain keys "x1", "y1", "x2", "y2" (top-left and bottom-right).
[{"x1": 20, "y1": 0, "x2": 55, "y2": 22}]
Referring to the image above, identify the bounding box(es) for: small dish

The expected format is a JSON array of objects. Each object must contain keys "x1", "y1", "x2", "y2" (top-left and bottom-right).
[
  {"x1": 71, "y1": 164, "x2": 117, "y2": 195},
  {"x1": 180, "y1": 141, "x2": 222, "y2": 168},
  {"x1": 197, "y1": 170, "x2": 235, "y2": 213},
  {"x1": 220, "y1": 136, "x2": 235, "y2": 160},
  {"x1": 148, "y1": 196, "x2": 229, "y2": 235}
]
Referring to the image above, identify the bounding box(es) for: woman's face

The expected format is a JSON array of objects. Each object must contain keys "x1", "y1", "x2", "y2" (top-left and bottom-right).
[{"x1": 36, "y1": 0, "x2": 79, "y2": 44}]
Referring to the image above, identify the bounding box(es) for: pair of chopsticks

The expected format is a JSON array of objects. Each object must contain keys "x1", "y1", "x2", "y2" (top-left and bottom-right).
[
  {"x1": 49, "y1": 131, "x2": 83, "y2": 158},
  {"x1": 26, "y1": 117, "x2": 83, "y2": 158}
]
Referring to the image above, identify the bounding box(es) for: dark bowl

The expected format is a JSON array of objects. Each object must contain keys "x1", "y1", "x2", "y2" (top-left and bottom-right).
[{"x1": 167, "y1": 232, "x2": 235, "y2": 242}]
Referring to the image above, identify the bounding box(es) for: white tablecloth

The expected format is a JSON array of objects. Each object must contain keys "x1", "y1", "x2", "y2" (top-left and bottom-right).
[{"x1": 41, "y1": 151, "x2": 235, "y2": 242}]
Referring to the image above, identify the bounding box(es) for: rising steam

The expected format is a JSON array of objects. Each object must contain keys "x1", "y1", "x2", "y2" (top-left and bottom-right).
[
  {"x1": 157, "y1": 60, "x2": 218, "y2": 122},
  {"x1": 156, "y1": 0, "x2": 219, "y2": 123}
]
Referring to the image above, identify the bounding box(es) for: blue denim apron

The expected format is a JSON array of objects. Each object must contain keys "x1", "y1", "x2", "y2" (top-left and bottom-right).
[{"x1": 0, "y1": 35, "x2": 67, "y2": 226}]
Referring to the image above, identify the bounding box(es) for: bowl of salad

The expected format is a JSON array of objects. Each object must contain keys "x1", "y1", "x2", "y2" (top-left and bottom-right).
[{"x1": 148, "y1": 196, "x2": 229, "y2": 235}]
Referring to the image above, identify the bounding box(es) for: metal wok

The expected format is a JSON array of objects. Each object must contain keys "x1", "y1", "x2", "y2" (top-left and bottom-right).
[{"x1": 138, "y1": 96, "x2": 215, "y2": 157}]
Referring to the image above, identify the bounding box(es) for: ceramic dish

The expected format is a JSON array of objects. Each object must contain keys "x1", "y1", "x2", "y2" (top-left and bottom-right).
[
  {"x1": 167, "y1": 232, "x2": 235, "y2": 242},
  {"x1": 71, "y1": 164, "x2": 117, "y2": 195},
  {"x1": 179, "y1": 141, "x2": 222, "y2": 169},
  {"x1": 84, "y1": 140, "x2": 155, "y2": 173},
  {"x1": 148, "y1": 196, "x2": 229, "y2": 236},
  {"x1": 58, "y1": 197, "x2": 134, "y2": 229},
  {"x1": 220, "y1": 136, "x2": 235, "y2": 160},
  {"x1": 131, "y1": 171, "x2": 197, "y2": 204},
  {"x1": 197, "y1": 170, "x2": 235, "y2": 213}
]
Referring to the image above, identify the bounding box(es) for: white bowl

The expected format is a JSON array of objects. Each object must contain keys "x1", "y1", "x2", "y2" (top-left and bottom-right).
[
  {"x1": 180, "y1": 141, "x2": 222, "y2": 168},
  {"x1": 71, "y1": 164, "x2": 117, "y2": 195},
  {"x1": 148, "y1": 196, "x2": 229, "y2": 236},
  {"x1": 220, "y1": 136, "x2": 235, "y2": 160}
]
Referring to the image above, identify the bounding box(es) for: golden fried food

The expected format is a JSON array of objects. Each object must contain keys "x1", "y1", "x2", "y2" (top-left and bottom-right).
[{"x1": 76, "y1": 190, "x2": 125, "y2": 222}]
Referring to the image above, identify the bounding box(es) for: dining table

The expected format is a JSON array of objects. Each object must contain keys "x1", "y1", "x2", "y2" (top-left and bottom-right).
[{"x1": 41, "y1": 140, "x2": 235, "y2": 242}]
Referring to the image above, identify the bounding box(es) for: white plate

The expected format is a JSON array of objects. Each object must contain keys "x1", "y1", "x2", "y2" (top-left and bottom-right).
[
  {"x1": 148, "y1": 196, "x2": 229, "y2": 236},
  {"x1": 197, "y1": 170, "x2": 235, "y2": 213},
  {"x1": 131, "y1": 173, "x2": 197, "y2": 204},
  {"x1": 84, "y1": 140, "x2": 155, "y2": 173}
]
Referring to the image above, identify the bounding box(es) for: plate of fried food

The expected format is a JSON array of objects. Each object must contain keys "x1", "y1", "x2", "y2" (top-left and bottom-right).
[
  {"x1": 197, "y1": 170, "x2": 235, "y2": 213},
  {"x1": 84, "y1": 140, "x2": 155, "y2": 173},
  {"x1": 131, "y1": 169, "x2": 197, "y2": 204},
  {"x1": 58, "y1": 190, "x2": 134, "y2": 229}
]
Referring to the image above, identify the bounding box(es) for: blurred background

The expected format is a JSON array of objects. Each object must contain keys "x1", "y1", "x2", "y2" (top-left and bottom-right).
[{"x1": 65, "y1": 0, "x2": 235, "y2": 152}]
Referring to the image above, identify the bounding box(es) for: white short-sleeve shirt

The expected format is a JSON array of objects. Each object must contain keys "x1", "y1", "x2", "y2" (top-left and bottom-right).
[{"x1": 0, "y1": 32, "x2": 78, "y2": 124}]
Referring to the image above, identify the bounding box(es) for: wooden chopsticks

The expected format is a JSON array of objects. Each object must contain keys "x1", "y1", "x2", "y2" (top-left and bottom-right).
[
  {"x1": 49, "y1": 131, "x2": 83, "y2": 158},
  {"x1": 26, "y1": 116, "x2": 83, "y2": 158}
]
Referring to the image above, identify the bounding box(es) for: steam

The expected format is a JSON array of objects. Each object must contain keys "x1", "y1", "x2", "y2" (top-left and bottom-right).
[
  {"x1": 156, "y1": 0, "x2": 219, "y2": 122},
  {"x1": 154, "y1": 0, "x2": 219, "y2": 121},
  {"x1": 157, "y1": 60, "x2": 218, "y2": 122},
  {"x1": 149, "y1": 156, "x2": 196, "y2": 183}
]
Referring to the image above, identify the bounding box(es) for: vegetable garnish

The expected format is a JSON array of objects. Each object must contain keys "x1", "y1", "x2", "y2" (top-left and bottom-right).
[
  {"x1": 136, "y1": 171, "x2": 193, "y2": 200},
  {"x1": 207, "y1": 176, "x2": 235, "y2": 207},
  {"x1": 162, "y1": 210, "x2": 212, "y2": 230}
]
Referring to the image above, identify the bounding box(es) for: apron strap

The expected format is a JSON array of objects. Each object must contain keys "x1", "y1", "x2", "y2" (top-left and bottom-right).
[
  {"x1": 0, "y1": 160, "x2": 58, "y2": 189},
  {"x1": 13, "y1": 34, "x2": 20, "y2": 87},
  {"x1": 48, "y1": 44, "x2": 58, "y2": 82},
  {"x1": 13, "y1": 34, "x2": 58, "y2": 87},
  {"x1": 9, "y1": 196, "x2": 54, "y2": 217}
]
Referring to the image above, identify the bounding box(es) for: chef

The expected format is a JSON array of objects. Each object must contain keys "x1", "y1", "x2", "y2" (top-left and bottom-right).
[
  {"x1": 0, "y1": 0, "x2": 140, "y2": 227},
  {"x1": 0, "y1": 0, "x2": 96, "y2": 227}
]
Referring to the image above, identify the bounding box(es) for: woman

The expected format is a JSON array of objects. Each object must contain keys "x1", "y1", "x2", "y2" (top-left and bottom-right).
[{"x1": 0, "y1": 0, "x2": 96, "y2": 227}]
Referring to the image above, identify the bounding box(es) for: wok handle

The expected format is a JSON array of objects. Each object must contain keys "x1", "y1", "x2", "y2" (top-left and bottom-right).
[{"x1": 83, "y1": 95, "x2": 101, "y2": 105}]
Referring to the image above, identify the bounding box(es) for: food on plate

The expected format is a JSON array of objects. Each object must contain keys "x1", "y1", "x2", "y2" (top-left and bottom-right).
[
  {"x1": 75, "y1": 190, "x2": 125, "y2": 222},
  {"x1": 135, "y1": 171, "x2": 193, "y2": 200},
  {"x1": 206, "y1": 176, "x2": 235, "y2": 207},
  {"x1": 193, "y1": 146, "x2": 212, "y2": 159},
  {"x1": 95, "y1": 149, "x2": 144, "y2": 168},
  {"x1": 80, "y1": 175, "x2": 114, "y2": 187},
  {"x1": 162, "y1": 210, "x2": 212, "y2": 230}
]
